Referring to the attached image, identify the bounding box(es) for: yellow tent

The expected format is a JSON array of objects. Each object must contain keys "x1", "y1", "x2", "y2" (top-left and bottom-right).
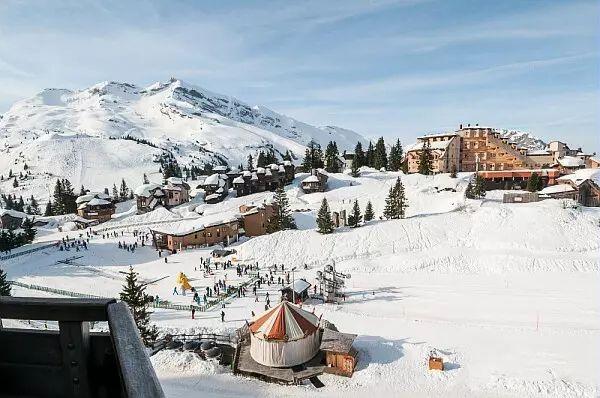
[{"x1": 176, "y1": 272, "x2": 192, "y2": 290}]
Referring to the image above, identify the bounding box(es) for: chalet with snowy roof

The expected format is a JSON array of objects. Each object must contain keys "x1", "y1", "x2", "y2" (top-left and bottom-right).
[
  {"x1": 232, "y1": 162, "x2": 295, "y2": 198},
  {"x1": 134, "y1": 183, "x2": 165, "y2": 214},
  {"x1": 586, "y1": 157, "x2": 600, "y2": 169},
  {"x1": 556, "y1": 156, "x2": 585, "y2": 173},
  {"x1": 0, "y1": 209, "x2": 29, "y2": 230},
  {"x1": 150, "y1": 213, "x2": 240, "y2": 252},
  {"x1": 301, "y1": 169, "x2": 328, "y2": 193},
  {"x1": 162, "y1": 177, "x2": 190, "y2": 207},
  {"x1": 239, "y1": 202, "x2": 277, "y2": 237},
  {"x1": 75, "y1": 192, "x2": 115, "y2": 223},
  {"x1": 555, "y1": 169, "x2": 600, "y2": 207},
  {"x1": 202, "y1": 173, "x2": 229, "y2": 203},
  {"x1": 538, "y1": 184, "x2": 578, "y2": 201},
  {"x1": 406, "y1": 132, "x2": 460, "y2": 174},
  {"x1": 280, "y1": 278, "x2": 312, "y2": 303}
]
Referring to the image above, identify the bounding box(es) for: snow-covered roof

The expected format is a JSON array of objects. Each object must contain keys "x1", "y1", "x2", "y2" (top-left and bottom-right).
[
  {"x1": 134, "y1": 183, "x2": 163, "y2": 197},
  {"x1": 243, "y1": 170, "x2": 252, "y2": 177},
  {"x1": 75, "y1": 194, "x2": 96, "y2": 204},
  {"x1": 87, "y1": 198, "x2": 111, "y2": 206},
  {"x1": 205, "y1": 193, "x2": 220, "y2": 201},
  {"x1": 302, "y1": 175, "x2": 319, "y2": 183},
  {"x1": 527, "y1": 149, "x2": 550, "y2": 156},
  {"x1": 256, "y1": 167, "x2": 265, "y2": 174},
  {"x1": 232, "y1": 176, "x2": 245, "y2": 184},
  {"x1": 150, "y1": 211, "x2": 239, "y2": 236},
  {"x1": 557, "y1": 156, "x2": 584, "y2": 168},
  {"x1": 0, "y1": 208, "x2": 28, "y2": 219},
  {"x1": 539, "y1": 184, "x2": 576, "y2": 194},
  {"x1": 557, "y1": 168, "x2": 600, "y2": 187},
  {"x1": 283, "y1": 278, "x2": 311, "y2": 294},
  {"x1": 589, "y1": 156, "x2": 600, "y2": 164},
  {"x1": 213, "y1": 165, "x2": 228, "y2": 172},
  {"x1": 405, "y1": 139, "x2": 452, "y2": 152},
  {"x1": 203, "y1": 173, "x2": 221, "y2": 185},
  {"x1": 269, "y1": 164, "x2": 279, "y2": 170},
  {"x1": 251, "y1": 173, "x2": 258, "y2": 180},
  {"x1": 166, "y1": 177, "x2": 183, "y2": 185},
  {"x1": 417, "y1": 132, "x2": 458, "y2": 140},
  {"x1": 265, "y1": 169, "x2": 272, "y2": 176},
  {"x1": 278, "y1": 165, "x2": 285, "y2": 172}
]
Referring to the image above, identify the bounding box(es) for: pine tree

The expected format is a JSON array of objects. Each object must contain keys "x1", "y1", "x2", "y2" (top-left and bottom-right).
[
  {"x1": 44, "y1": 201, "x2": 54, "y2": 216},
  {"x1": 0, "y1": 268, "x2": 10, "y2": 296},
  {"x1": 12, "y1": 177, "x2": 18, "y2": 188},
  {"x1": 527, "y1": 172, "x2": 543, "y2": 192},
  {"x1": 103, "y1": 187, "x2": 110, "y2": 196},
  {"x1": 350, "y1": 158, "x2": 360, "y2": 177},
  {"x1": 383, "y1": 186, "x2": 396, "y2": 219},
  {"x1": 8, "y1": 169, "x2": 13, "y2": 178},
  {"x1": 354, "y1": 142, "x2": 365, "y2": 168},
  {"x1": 22, "y1": 218, "x2": 36, "y2": 242},
  {"x1": 417, "y1": 141, "x2": 433, "y2": 175},
  {"x1": 301, "y1": 148, "x2": 312, "y2": 172},
  {"x1": 143, "y1": 173, "x2": 149, "y2": 184},
  {"x1": 119, "y1": 178, "x2": 129, "y2": 201},
  {"x1": 364, "y1": 200, "x2": 374, "y2": 221},
  {"x1": 28, "y1": 196, "x2": 38, "y2": 213},
  {"x1": 120, "y1": 266, "x2": 158, "y2": 347},
  {"x1": 388, "y1": 139, "x2": 403, "y2": 171},
  {"x1": 112, "y1": 184, "x2": 119, "y2": 201},
  {"x1": 373, "y1": 137, "x2": 388, "y2": 170},
  {"x1": 324, "y1": 141, "x2": 340, "y2": 173},
  {"x1": 366, "y1": 141, "x2": 375, "y2": 167},
  {"x1": 470, "y1": 174, "x2": 487, "y2": 199},
  {"x1": 316, "y1": 198, "x2": 334, "y2": 234},
  {"x1": 61, "y1": 179, "x2": 77, "y2": 213},
  {"x1": 79, "y1": 185, "x2": 87, "y2": 197},
  {"x1": 15, "y1": 196, "x2": 25, "y2": 212},
  {"x1": 395, "y1": 177, "x2": 408, "y2": 219},
  {"x1": 267, "y1": 187, "x2": 296, "y2": 233},
  {"x1": 247, "y1": 154, "x2": 254, "y2": 170},
  {"x1": 347, "y1": 199, "x2": 362, "y2": 228},
  {"x1": 256, "y1": 151, "x2": 267, "y2": 168}
]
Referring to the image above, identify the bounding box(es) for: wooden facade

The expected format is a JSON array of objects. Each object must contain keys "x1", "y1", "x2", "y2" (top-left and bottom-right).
[
  {"x1": 320, "y1": 329, "x2": 358, "y2": 377},
  {"x1": 406, "y1": 133, "x2": 460, "y2": 174},
  {"x1": 301, "y1": 170, "x2": 328, "y2": 193},
  {"x1": 151, "y1": 219, "x2": 239, "y2": 252},
  {"x1": 239, "y1": 203, "x2": 277, "y2": 237}
]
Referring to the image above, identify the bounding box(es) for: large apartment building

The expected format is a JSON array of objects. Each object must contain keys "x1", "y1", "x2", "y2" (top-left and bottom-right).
[{"x1": 406, "y1": 133, "x2": 460, "y2": 174}]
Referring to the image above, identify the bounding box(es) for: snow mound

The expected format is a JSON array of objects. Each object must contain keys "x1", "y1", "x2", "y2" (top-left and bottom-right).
[{"x1": 151, "y1": 350, "x2": 223, "y2": 376}]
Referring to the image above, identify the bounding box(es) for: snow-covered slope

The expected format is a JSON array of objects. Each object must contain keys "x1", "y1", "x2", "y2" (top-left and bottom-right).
[
  {"x1": 0, "y1": 78, "x2": 367, "y2": 201},
  {"x1": 498, "y1": 129, "x2": 546, "y2": 150}
]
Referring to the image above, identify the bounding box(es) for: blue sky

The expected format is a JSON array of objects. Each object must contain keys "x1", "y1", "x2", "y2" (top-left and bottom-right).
[{"x1": 0, "y1": 0, "x2": 598, "y2": 151}]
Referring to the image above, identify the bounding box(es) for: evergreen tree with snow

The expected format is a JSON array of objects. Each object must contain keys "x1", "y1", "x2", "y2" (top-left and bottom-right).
[
  {"x1": 12, "y1": 177, "x2": 18, "y2": 188},
  {"x1": 15, "y1": 196, "x2": 25, "y2": 212},
  {"x1": 120, "y1": 266, "x2": 158, "y2": 347},
  {"x1": 0, "y1": 268, "x2": 10, "y2": 296},
  {"x1": 417, "y1": 141, "x2": 433, "y2": 175},
  {"x1": 119, "y1": 178, "x2": 129, "y2": 201},
  {"x1": 383, "y1": 186, "x2": 396, "y2": 219},
  {"x1": 247, "y1": 154, "x2": 254, "y2": 170},
  {"x1": 143, "y1": 173, "x2": 149, "y2": 184},
  {"x1": 267, "y1": 187, "x2": 296, "y2": 233},
  {"x1": 44, "y1": 201, "x2": 54, "y2": 216},
  {"x1": 527, "y1": 172, "x2": 543, "y2": 192},
  {"x1": 103, "y1": 187, "x2": 110, "y2": 196},
  {"x1": 301, "y1": 148, "x2": 312, "y2": 172},
  {"x1": 112, "y1": 184, "x2": 119, "y2": 202},
  {"x1": 347, "y1": 199, "x2": 362, "y2": 228},
  {"x1": 316, "y1": 198, "x2": 334, "y2": 234},
  {"x1": 388, "y1": 139, "x2": 403, "y2": 171},
  {"x1": 373, "y1": 137, "x2": 388, "y2": 170},
  {"x1": 366, "y1": 141, "x2": 375, "y2": 167},
  {"x1": 350, "y1": 158, "x2": 360, "y2": 177},
  {"x1": 282, "y1": 150, "x2": 292, "y2": 161},
  {"x1": 22, "y1": 218, "x2": 36, "y2": 242},
  {"x1": 324, "y1": 141, "x2": 340, "y2": 173},
  {"x1": 472, "y1": 173, "x2": 487, "y2": 198},
  {"x1": 395, "y1": 177, "x2": 408, "y2": 219},
  {"x1": 364, "y1": 200, "x2": 374, "y2": 221},
  {"x1": 354, "y1": 141, "x2": 365, "y2": 168},
  {"x1": 8, "y1": 169, "x2": 13, "y2": 178}
]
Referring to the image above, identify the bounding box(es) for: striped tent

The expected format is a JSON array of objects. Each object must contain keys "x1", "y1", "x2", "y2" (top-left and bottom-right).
[{"x1": 249, "y1": 301, "x2": 322, "y2": 367}]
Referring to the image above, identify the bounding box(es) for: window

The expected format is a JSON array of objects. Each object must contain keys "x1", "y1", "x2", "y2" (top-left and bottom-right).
[
  {"x1": 169, "y1": 192, "x2": 173, "y2": 199},
  {"x1": 207, "y1": 232, "x2": 212, "y2": 237},
  {"x1": 216, "y1": 229, "x2": 221, "y2": 238}
]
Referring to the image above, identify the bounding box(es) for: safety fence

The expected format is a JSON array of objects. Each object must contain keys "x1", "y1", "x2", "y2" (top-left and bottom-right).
[{"x1": 0, "y1": 242, "x2": 59, "y2": 261}]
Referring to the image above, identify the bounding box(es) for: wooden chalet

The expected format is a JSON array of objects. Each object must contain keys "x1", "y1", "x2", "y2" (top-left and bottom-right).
[
  {"x1": 76, "y1": 193, "x2": 115, "y2": 223},
  {"x1": 134, "y1": 183, "x2": 166, "y2": 214},
  {"x1": 320, "y1": 328, "x2": 358, "y2": 377},
  {"x1": 163, "y1": 177, "x2": 190, "y2": 207},
  {"x1": 0, "y1": 209, "x2": 28, "y2": 230},
  {"x1": 239, "y1": 202, "x2": 277, "y2": 237},
  {"x1": 301, "y1": 169, "x2": 328, "y2": 193},
  {"x1": 232, "y1": 162, "x2": 295, "y2": 198}
]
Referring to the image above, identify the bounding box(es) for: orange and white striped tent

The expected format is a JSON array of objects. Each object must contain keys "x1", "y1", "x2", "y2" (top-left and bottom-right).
[{"x1": 249, "y1": 301, "x2": 322, "y2": 367}]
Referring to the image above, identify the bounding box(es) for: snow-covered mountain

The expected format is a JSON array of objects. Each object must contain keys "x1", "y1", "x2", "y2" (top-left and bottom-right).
[
  {"x1": 498, "y1": 129, "x2": 547, "y2": 151},
  {"x1": 0, "y1": 78, "x2": 367, "y2": 201}
]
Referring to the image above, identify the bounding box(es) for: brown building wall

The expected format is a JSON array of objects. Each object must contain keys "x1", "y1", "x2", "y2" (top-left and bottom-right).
[
  {"x1": 241, "y1": 204, "x2": 277, "y2": 237},
  {"x1": 162, "y1": 220, "x2": 239, "y2": 251},
  {"x1": 406, "y1": 135, "x2": 459, "y2": 174}
]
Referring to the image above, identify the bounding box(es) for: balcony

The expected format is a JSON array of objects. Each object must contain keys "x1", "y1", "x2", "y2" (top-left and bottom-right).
[{"x1": 0, "y1": 297, "x2": 164, "y2": 398}]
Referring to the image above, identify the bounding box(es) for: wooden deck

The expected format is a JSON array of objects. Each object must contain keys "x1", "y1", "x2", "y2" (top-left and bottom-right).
[{"x1": 234, "y1": 342, "x2": 325, "y2": 384}]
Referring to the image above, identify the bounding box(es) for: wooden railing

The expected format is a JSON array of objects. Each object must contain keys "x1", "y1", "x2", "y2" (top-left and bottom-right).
[{"x1": 0, "y1": 297, "x2": 165, "y2": 398}]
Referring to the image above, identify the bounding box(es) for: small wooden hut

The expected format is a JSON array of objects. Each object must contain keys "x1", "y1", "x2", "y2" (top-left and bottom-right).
[{"x1": 319, "y1": 328, "x2": 358, "y2": 377}]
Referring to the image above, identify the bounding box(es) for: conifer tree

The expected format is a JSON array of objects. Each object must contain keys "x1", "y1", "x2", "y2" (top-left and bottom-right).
[
  {"x1": 267, "y1": 187, "x2": 296, "y2": 233},
  {"x1": 417, "y1": 141, "x2": 433, "y2": 175},
  {"x1": 383, "y1": 177, "x2": 408, "y2": 219},
  {"x1": 383, "y1": 186, "x2": 396, "y2": 219},
  {"x1": 0, "y1": 268, "x2": 10, "y2": 296},
  {"x1": 22, "y1": 218, "x2": 36, "y2": 242},
  {"x1": 350, "y1": 158, "x2": 360, "y2": 177},
  {"x1": 324, "y1": 141, "x2": 340, "y2": 173},
  {"x1": 347, "y1": 199, "x2": 362, "y2": 228},
  {"x1": 316, "y1": 198, "x2": 334, "y2": 234},
  {"x1": 44, "y1": 201, "x2": 54, "y2": 216},
  {"x1": 388, "y1": 139, "x2": 403, "y2": 171},
  {"x1": 79, "y1": 185, "x2": 87, "y2": 197},
  {"x1": 364, "y1": 200, "x2": 374, "y2": 221},
  {"x1": 8, "y1": 169, "x2": 13, "y2": 178},
  {"x1": 12, "y1": 177, "x2": 18, "y2": 188},
  {"x1": 468, "y1": 173, "x2": 487, "y2": 199},
  {"x1": 373, "y1": 137, "x2": 388, "y2": 170},
  {"x1": 247, "y1": 154, "x2": 254, "y2": 170},
  {"x1": 366, "y1": 141, "x2": 375, "y2": 167},
  {"x1": 119, "y1": 178, "x2": 129, "y2": 201},
  {"x1": 527, "y1": 172, "x2": 543, "y2": 192},
  {"x1": 112, "y1": 184, "x2": 119, "y2": 201},
  {"x1": 354, "y1": 142, "x2": 365, "y2": 168},
  {"x1": 120, "y1": 266, "x2": 158, "y2": 347}
]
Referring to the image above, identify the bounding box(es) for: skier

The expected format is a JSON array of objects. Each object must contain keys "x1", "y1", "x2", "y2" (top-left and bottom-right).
[
  {"x1": 173, "y1": 287, "x2": 178, "y2": 295},
  {"x1": 164, "y1": 257, "x2": 168, "y2": 263},
  {"x1": 220, "y1": 310, "x2": 225, "y2": 322},
  {"x1": 191, "y1": 307, "x2": 196, "y2": 320}
]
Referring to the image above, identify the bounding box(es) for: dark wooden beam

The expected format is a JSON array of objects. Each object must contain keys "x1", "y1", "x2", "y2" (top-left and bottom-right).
[
  {"x1": 0, "y1": 297, "x2": 115, "y2": 321},
  {"x1": 107, "y1": 302, "x2": 164, "y2": 398}
]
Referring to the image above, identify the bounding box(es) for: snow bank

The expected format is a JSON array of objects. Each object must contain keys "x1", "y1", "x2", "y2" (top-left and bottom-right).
[{"x1": 151, "y1": 350, "x2": 223, "y2": 376}]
